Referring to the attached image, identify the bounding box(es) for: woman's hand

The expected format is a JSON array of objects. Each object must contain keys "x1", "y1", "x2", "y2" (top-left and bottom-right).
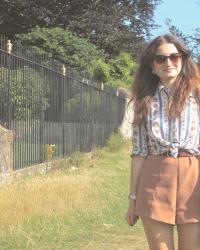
[{"x1": 125, "y1": 200, "x2": 139, "y2": 226}]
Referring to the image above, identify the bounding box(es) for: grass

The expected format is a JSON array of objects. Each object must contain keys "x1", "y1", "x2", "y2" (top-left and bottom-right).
[{"x1": 0, "y1": 135, "x2": 148, "y2": 250}]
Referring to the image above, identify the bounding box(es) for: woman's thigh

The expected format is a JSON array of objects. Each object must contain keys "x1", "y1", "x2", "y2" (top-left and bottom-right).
[
  {"x1": 141, "y1": 217, "x2": 175, "y2": 250},
  {"x1": 177, "y1": 222, "x2": 200, "y2": 250}
]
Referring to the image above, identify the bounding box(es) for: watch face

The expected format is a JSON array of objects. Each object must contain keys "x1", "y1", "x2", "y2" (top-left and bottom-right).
[{"x1": 129, "y1": 192, "x2": 136, "y2": 200}]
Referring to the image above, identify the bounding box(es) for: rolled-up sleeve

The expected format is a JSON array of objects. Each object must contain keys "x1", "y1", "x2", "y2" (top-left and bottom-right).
[{"x1": 130, "y1": 123, "x2": 148, "y2": 158}]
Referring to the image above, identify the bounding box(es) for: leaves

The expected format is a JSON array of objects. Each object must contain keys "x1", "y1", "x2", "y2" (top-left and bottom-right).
[
  {"x1": 0, "y1": 0, "x2": 162, "y2": 57},
  {"x1": 15, "y1": 27, "x2": 137, "y2": 88},
  {"x1": 16, "y1": 27, "x2": 104, "y2": 72},
  {"x1": 89, "y1": 53, "x2": 138, "y2": 88},
  {"x1": 165, "y1": 18, "x2": 200, "y2": 62}
]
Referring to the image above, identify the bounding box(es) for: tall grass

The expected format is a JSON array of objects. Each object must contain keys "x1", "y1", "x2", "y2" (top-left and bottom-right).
[
  {"x1": 0, "y1": 133, "x2": 149, "y2": 250},
  {"x1": 0, "y1": 172, "x2": 92, "y2": 229}
]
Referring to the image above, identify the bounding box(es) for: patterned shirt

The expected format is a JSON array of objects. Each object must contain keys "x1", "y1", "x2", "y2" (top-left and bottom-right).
[{"x1": 131, "y1": 84, "x2": 200, "y2": 158}]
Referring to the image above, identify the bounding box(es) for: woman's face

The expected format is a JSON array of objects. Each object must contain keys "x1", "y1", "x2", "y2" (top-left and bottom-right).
[{"x1": 151, "y1": 43, "x2": 182, "y2": 86}]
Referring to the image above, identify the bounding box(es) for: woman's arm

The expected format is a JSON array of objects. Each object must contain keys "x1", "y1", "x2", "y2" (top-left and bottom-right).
[
  {"x1": 129, "y1": 155, "x2": 145, "y2": 194},
  {"x1": 125, "y1": 155, "x2": 145, "y2": 226},
  {"x1": 126, "y1": 121, "x2": 148, "y2": 226}
]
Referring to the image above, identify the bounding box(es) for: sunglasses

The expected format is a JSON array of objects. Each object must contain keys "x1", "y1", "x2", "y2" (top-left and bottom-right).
[{"x1": 153, "y1": 53, "x2": 182, "y2": 65}]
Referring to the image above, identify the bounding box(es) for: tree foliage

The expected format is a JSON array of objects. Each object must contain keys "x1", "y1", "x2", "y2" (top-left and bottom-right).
[
  {"x1": 109, "y1": 52, "x2": 137, "y2": 87},
  {"x1": 89, "y1": 52, "x2": 137, "y2": 88},
  {"x1": 190, "y1": 29, "x2": 200, "y2": 63},
  {"x1": 0, "y1": 0, "x2": 161, "y2": 57},
  {"x1": 16, "y1": 27, "x2": 104, "y2": 72},
  {"x1": 165, "y1": 19, "x2": 189, "y2": 44},
  {"x1": 16, "y1": 27, "x2": 136, "y2": 87},
  {"x1": 0, "y1": 66, "x2": 49, "y2": 121},
  {"x1": 166, "y1": 19, "x2": 200, "y2": 62}
]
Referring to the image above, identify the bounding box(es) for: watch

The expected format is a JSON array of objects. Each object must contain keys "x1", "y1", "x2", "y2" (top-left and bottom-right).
[{"x1": 128, "y1": 192, "x2": 137, "y2": 201}]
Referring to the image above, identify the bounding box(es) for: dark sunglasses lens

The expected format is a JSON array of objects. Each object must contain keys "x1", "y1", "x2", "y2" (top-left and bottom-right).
[
  {"x1": 154, "y1": 53, "x2": 181, "y2": 64},
  {"x1": 169, "y1": 54, "x2": 181, "y2": 63},
  {"x1": 154, "y1": 55, "x2": 167, "y2": 64}
]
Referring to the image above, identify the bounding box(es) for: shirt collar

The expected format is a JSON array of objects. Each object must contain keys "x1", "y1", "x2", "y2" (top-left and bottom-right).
[
  {"x1": 158, "y1": 83, "x2": 171, "y2": 93},
  {"x1": 157, "y1": 82, "x2": 194, "y2": 97}
]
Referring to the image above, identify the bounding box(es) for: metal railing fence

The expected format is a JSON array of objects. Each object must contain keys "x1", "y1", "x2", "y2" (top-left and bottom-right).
[{"x1": 0, "y1": 36, "x2": 125, "y2": 170}]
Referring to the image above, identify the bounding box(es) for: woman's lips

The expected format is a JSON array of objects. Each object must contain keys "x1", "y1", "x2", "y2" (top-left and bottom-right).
[{"x1": 163, "y1": 68, "x2": 176, "y2": 71}]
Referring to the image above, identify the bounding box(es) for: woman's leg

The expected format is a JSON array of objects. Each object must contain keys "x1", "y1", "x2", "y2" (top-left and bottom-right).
[
  {"x1": 141, "y1": 217, "x2": 175, "y2": 250},
  {"x1": 177, "y1": 222, "x2": 200, "y2": 250}
]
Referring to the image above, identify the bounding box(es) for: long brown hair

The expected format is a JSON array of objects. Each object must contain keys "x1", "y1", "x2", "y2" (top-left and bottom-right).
[{"x1": 131, "y1": 34, "x2": 200, "y2": 124}]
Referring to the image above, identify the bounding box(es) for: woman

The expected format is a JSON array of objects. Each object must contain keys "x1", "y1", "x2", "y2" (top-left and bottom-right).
[{"x1": 125, "y1": 34, "x2": 200, "y2": 250}]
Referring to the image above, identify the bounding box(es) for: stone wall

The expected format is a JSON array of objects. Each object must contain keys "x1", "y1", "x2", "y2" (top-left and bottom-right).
[
  {"x1": 118, "y1": 88, "x2": 133, "y2": 139},
  {"x1": 0, "y1": 125, "x2": 13, "y2": 184}
]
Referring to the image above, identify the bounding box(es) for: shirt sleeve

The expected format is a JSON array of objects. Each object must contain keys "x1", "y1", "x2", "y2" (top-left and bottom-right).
[{"x1": 130, "y1": 123, "x2": 148, "y2": 158}]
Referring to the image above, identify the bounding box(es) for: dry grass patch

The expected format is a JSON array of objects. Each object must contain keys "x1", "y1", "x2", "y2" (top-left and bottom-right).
[
  {"x1": 77, "y1": 231, "x2": 149, "y2": 250},
  {"x1": 0, "y1": 171, "x2": 93, "y2": 229}
]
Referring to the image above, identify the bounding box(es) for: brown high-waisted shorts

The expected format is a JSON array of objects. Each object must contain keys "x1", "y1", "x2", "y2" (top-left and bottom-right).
[{"x1": 135, "y1": 155, "x2": 200, "y2": 225}]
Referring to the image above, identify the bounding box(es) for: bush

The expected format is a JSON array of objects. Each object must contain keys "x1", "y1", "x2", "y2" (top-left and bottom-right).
[
  {"x1": 105, "y1": 133, "x2": 126, "y2": 152},
  {"x1": 67, "y1": 151, "x2": 86, "y2": 168}
]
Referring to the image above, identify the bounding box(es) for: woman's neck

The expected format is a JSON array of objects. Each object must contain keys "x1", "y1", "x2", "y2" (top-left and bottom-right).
[{"x1": 160, "y1": 78, "x2": 176, "y2": 88}]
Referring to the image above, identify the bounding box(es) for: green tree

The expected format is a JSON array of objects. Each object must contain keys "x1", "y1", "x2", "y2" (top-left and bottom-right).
[
  {"x1": 165, "y1": 19, "x2": 190, "y2": 45},
  {"x1": 16, "y1": 27, "x2": 137, "y2": 88},
  {"x1": 0, "y1": 0, "x2": 162, "y2": 58},
  {"x1": 89, "y1": 52, "x2": 137, "y2": 88},
  {"x1": 16, "y1": 27, "x2": 104, "y2": 72},
  {"x1": 190, "y1": 29, "x2": 200, "y2": 63},
  {"x1": 166, "y1": 19, "x2": 200, "y2": 62},
  {"x1": 109, "y1": 52, "x2": 138, "y2": 88},
  {"x1": 89, "y1": 59, "x2": 111, "y2": 83}
]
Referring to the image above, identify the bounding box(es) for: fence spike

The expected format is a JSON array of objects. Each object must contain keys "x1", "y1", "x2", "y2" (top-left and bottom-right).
[
  {"x1": 101, "y1": 82, "x2": 104, "y2": 91},
  {"x1": 62, "y1": 65, "x2": 66, "y2": 76},
  {"x1": 6, "y1": 40, "x2": 13, "y2": 54}
]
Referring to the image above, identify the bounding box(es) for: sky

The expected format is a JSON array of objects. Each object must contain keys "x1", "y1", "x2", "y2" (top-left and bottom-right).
[{"x1": 152, "y1": 0, "x2": 200, "y2": 37}]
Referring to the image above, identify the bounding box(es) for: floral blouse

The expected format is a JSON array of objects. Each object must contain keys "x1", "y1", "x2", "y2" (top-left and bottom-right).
[{"x1": 131, "y1": 84, "x2": 200, "y2": 158}]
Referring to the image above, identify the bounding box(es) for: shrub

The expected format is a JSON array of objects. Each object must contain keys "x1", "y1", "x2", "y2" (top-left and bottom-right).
[
  {"x1": 105, "y1": 133, "x2": 126, "y2": 152},
  {"x1": 67, "y1": 151, "x2": 86, "y2": 168}
]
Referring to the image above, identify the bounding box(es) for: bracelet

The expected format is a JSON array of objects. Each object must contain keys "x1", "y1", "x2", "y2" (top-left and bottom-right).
[{"x1": 128, "y1": 192, "x2": 137, "y2": 201}]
